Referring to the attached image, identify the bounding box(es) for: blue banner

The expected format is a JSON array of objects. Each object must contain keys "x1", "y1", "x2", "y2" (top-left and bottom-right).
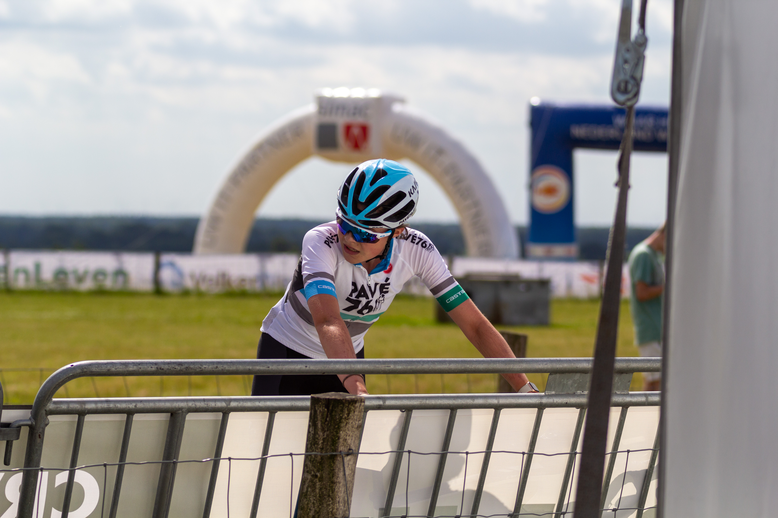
[{"x1": 528, "y1": 102, "x2": 668, "y2": 259}]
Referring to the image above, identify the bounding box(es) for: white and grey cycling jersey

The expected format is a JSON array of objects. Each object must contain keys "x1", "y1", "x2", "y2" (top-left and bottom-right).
[{"x1": 261, "y1": 221, "x2": 469, "y2": 358}]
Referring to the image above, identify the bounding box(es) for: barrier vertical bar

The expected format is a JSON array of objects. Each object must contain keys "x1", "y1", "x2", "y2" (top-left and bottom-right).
[
  {"x1": 427, "y1": 409, "x2": 457, "y2": 517},
  {"x1": 152, "y1": 410, "x2": 187, "y2": 518},
  {"x1": 202, "y1": 412, "x2": 230, "y2": 518},
  {"x1": 600, "y1": 407, "x2": 629, "y2": 516},
  {"x1": 555, "y1": 408, "x2": 586, "y2": 516},
  {"x1": 381, "y1": 409, "x2": 413, "y2": 517},
  {"x1": 61, "y1": 413, "x2": 85, "y2": 518},
  {"x1": 249, "y1": 411, "x2": 276, "y2": 518},
  {"x1": 470, "y1": 408, "x2": 502, "y2": 516},
  {"x1": 635, "y1": 421, "x2": 661, "y2": 518},
  {"x1": 513, "y1": 408, "x2": 544, "y2": 515},
  {"x1": 108, "y1": 414, "x2": 134, "y2": 518}
]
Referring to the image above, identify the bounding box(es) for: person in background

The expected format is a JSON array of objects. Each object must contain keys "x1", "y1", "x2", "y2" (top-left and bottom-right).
[
  {"x1": 251, "y1": 158, "x2": 537, "y2": 396},
  {"x1": 628, "y1": 223, "x2": 666, "y2": 391}
]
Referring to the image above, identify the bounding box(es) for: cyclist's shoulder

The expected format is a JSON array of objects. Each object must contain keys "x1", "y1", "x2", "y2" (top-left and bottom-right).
[
  {"x1": 395, "y1": 227, "x2": 438, "y2": 255},
  {"x1": 303, "y1": 221, "x2": 340, "y2": 248}
]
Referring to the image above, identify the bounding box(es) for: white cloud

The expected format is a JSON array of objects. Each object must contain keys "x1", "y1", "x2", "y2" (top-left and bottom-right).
[
  {"x1": 0, "y1": 41, "x2": 90, "y2": 83},
  {"x1": 468, "y1": 0, "x2": 548, "y2": 23},
  {"x1": 43, "y1": 0, "x2": 132, "y2": 22},
  {"x1": 0, "y1": 0, "x2": 672, "y2": 225}
]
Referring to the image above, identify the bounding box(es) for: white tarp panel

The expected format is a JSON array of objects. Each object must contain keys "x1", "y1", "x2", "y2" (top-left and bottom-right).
[
  {"x1": 1, "y1": 250, "x2": 632, "y2": 298},
  {"x1": 7, "y1": 251, "x2": 155, "y2": 291},
  {"x1": 451, "y1": 257, "x2": 623, "y2": 299},
  {"x1": 0, "y1": 406, "x2": 660, "y2": 518},
  {"x1": 665, "y1": 1, "x2": 778, "y2": 516},
  {"x1": 158, "y1": 253, "x2": 298, "y2": 293}
]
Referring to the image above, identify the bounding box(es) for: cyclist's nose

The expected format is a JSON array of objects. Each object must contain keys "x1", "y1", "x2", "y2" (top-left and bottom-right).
[{"x1": 342, "y1": 231, "x2": 358, "y2": 245}]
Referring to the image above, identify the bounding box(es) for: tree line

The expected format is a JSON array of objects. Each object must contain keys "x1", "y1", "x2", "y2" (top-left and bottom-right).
[{"x1": 0, "y1": 216, "x2": 654, "y2": 260}]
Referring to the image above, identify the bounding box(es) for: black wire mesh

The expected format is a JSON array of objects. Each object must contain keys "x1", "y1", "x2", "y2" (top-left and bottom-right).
[{"x1": 0, "y1": 447, "x2": 658, "y2": 518}]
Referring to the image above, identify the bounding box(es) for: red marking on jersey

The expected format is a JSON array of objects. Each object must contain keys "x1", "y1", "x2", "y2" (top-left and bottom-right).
[{"x1": 384, "y1": 263, "x2": 393, "y2": 274}]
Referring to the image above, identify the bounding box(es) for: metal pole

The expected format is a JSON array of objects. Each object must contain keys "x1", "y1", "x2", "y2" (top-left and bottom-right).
[
  {"x1": 574, "y1": 105, "x2": 636, "y2": 517},
  {"x1": 658, "y1": 0, "x2": 684, "y2": 516},
  {"x1": 470, "y1": 409, "x2": 502, "y2": 516},
  {"x1": 152, "y1": 410, "x2": 187, "y2": 518},
  {"x1": 381, "y1": 409, "x2": 413, "y2": 517}
]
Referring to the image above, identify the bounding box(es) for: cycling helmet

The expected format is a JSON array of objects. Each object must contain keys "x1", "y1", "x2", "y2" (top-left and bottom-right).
[{"x1": 336, "y1": 159, "x2": 419, "y2": 230}]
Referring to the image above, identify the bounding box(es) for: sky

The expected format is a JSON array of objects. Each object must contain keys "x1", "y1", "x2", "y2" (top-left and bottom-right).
[{"x1": 0, "y1": 0, "x2": 673, "y2": 227}]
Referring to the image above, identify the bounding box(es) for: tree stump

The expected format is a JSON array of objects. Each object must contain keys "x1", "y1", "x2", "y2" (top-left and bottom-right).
[{"x1": 296, "y1": 392, "x2": 365, "y2": 518}]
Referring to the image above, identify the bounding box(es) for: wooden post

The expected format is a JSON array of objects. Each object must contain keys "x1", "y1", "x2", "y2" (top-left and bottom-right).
[
  {"x1": 498, "y1": 331, "x2": 528, "y2": 393},
  {"x1": 153, "y1": 251, "x2": 162, "y2": 295},
  {"x1": 297, "y1": 392, "x2": 365, "y2": 518}
]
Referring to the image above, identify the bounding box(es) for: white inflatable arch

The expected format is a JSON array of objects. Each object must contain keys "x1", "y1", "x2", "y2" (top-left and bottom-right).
[{"x1": 194, "y1": 89, "x2": 519, "y2": 258}]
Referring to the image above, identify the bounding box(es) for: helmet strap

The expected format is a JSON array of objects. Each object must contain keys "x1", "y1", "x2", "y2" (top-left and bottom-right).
[{"x1": 368, "y1": 229, "x2": 395, "y2": 263}]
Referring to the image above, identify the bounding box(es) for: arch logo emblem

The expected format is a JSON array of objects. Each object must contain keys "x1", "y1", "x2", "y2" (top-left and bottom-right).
[{"x1": 531, "y1": 165, "x2": 571, "y2": 214}]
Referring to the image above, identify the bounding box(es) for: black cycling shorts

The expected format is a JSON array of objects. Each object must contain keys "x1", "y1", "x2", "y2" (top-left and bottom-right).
[{"x1": 250, "y1": 332, "x2": 365, "y2": 396}]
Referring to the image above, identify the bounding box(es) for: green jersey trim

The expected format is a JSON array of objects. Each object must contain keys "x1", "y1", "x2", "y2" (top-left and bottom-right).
[
  {"x1": 436, "y1": 284, "x2": 469, "y2": 312},
  {"x1": 340, "y1": 311, "x2": 385, "y2": 323}
]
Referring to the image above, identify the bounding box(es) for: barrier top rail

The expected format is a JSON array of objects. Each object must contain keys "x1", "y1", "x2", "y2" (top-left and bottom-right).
[
  {"x1": 42, "y1": 392, "x2": 661, "y2": 416},
  {"x1": 27, "y1": 357, "x2": 661, "y2": 425},
  {"x1": 8, "y1": 358, "x2": 661, "y2": 518}
]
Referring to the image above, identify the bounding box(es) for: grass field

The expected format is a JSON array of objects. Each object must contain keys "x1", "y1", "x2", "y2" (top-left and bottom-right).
[{"x1": 0, "y1": 291, "x2": 642, "y2": 404}]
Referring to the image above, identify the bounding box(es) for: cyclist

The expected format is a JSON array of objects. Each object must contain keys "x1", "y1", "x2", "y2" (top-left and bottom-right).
[{"x1": 252, "y1": 158, "x2": 537, "y2": 396}]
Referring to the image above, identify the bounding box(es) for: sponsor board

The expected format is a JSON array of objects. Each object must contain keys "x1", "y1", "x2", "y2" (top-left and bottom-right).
[
  {"x1": 7, "y1": 251, "x2": 154, "y2": 291},
  {"x1": 451, "y1": 257, "x2": 632, "y2": 299},
  {"x1": 314, "y1": 87, "x2": 386, "y2": 160},
  {"x1": 0, "y1": 251, "x2": 632, "y2": 298},
  {"x1": 158, "y1": 253, "x2": 298, "y2": 293}
]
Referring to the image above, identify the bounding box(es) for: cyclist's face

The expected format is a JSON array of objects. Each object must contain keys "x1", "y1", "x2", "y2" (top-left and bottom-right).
[{"x1": 338, "y1": 227, "x2": 390, "y2": 265}]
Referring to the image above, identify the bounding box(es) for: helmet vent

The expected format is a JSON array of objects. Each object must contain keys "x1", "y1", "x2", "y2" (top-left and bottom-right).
[
  {"x1": 366, "y1": 191, "x2": 406, "y2": 219},
  {"x1": 369, "y1": 167, "x2": 388, "y2": 186},
  {"x1": 361, "y1": 184, "x2": 390, "y2": 209},
  {"x1": 385, "y1": 200, "x2": 416, "y2": 223},
  {"x1": 345, "y1": 167, "x2": 358, "y2": 186},
  {"x1": 358, "y1": 219, "x2": 383, "y2": 228},
  {"x1": 353, "y1": 171, "x2": 367, "y2": 205}
]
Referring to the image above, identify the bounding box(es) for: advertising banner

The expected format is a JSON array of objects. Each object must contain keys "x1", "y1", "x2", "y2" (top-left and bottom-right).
[
  {"x1": 451, "y1": 257, "x2": 629, "y2": 298},
  {"x1": 528, "y1": 102, "x2": 668, "y2": 258},
  {"x1": 7, "y1": 251, "x2": 155, "y2": 291},
  {"x1": 158, "y1": 253, "x2": 299, "y2": 293},
  {"x1": 0, "y1": 250, "x2": 631, "y2": 298}
]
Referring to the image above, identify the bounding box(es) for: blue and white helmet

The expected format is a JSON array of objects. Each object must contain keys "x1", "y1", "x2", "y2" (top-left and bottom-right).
[{"x1": 336, "y1": 159, "x2": 419, "y2": 230}]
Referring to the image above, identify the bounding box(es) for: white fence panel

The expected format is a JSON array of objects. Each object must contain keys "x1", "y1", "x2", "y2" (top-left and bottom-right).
[
  {"x1": 0, "y1": 251, "x2": 634, "y2": 298},
  {"x1": 159, "y1": 253, "x2": 263, "y2": 293},
  {"x1": 6, "y1": 251, "x2": 154, "y2": 291}
]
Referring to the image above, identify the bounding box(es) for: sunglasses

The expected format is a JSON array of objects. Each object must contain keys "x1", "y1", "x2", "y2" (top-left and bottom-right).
[{"x1": 336, "y1": 217, "x2": 392, "y2": 243}]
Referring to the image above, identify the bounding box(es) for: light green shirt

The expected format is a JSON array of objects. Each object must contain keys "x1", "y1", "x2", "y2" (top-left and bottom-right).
[{"x1": 628, "y1": 242, "x2": 664, "y2": 345}]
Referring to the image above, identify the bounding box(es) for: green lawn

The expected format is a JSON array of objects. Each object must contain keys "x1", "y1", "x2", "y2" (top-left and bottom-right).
[{"x1": 0, "y1": 291, "x2": 642, "y2": 404}]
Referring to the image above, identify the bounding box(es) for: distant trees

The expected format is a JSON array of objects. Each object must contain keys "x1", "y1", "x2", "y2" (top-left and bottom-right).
[{"x1": 0, "y1": 216, "x2": 654, "y2": 260}]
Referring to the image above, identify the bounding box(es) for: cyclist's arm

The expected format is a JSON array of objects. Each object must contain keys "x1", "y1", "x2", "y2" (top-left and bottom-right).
[
  {"x1": 308, "y1": 293, "x2": 369, "y2": 396},
  {"x1": 447, "y1": 299, "x2": 535, "y2": 392}
]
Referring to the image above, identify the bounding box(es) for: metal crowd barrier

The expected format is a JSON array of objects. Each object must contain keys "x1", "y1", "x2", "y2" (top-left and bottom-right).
[{"x1": 1, "y1": 358, "x2": 661, "y2": 518}]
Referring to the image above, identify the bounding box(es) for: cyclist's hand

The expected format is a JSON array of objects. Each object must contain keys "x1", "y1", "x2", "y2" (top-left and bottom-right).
[{"x1": 342, "y1": 374, "x2": 368, "y2": 396}]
